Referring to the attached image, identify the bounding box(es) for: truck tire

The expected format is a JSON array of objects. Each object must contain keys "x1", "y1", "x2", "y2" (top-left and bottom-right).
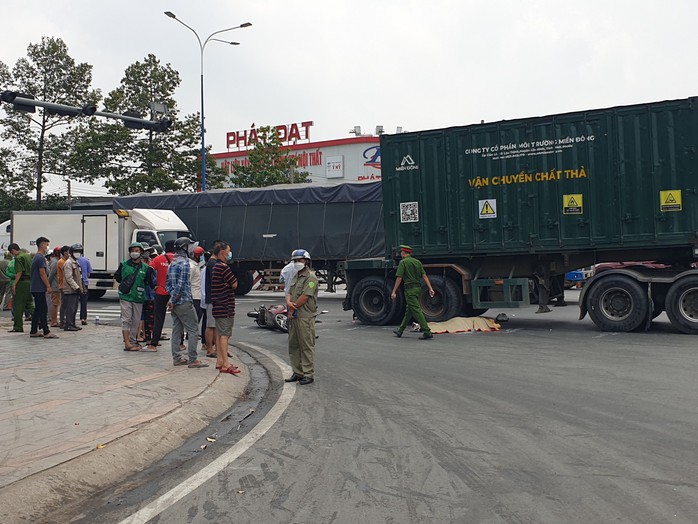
[
  {"x1": 388, "y1": 281, "x2": 406, "y2": 324},
  {"x1": 586, "y1": 275, "x2": 648, "y2": 332},
  {"x1": 419, "y1": 275, "x2": 462, "y2": 323},
  {"x1": 88, "y1": 289, "x2": 107, "y2": 299},
  {"x1": 462, "y1": 302, "x2": 488, "y2": 318},
  {"x1": 664, "y1": 276, "x2": 698, "y2": 334},
  {"x1": 351, "y1": 276, "x2": 399, "y2": 326},
  {"x1": 234, "y1": 270, "x2": 254, "y2": 296}
]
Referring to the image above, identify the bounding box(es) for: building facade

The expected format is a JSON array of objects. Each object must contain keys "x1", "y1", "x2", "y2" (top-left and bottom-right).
[{"x1": 212, "y1": 135, "x2": 382, "y2": 186}]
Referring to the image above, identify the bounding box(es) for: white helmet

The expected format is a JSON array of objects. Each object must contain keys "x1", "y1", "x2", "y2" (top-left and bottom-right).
[{"x1": 291, "y1": 249, "x2": 311, "y2": 261}]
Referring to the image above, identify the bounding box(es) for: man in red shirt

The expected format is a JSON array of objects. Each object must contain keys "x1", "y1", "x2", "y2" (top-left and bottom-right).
[{"x1": 146, "y1": 240, "x2": 174, "y2": 351}]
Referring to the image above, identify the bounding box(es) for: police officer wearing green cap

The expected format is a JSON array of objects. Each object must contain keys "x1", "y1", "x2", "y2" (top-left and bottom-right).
[{"x1": 390, "y1": 245, "x2": 434, "y2": 339}]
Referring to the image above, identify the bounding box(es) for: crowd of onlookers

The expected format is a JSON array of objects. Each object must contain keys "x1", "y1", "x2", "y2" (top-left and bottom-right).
[
  {"x1": 115, "y1": 237, "x2": 241, "y2": 374},
  {"x1": 2, "y1": 238, "x2": 92, "y2": 338},
  {"x1": 2, "y1": 235, "x2": 318, "y2": 383}
]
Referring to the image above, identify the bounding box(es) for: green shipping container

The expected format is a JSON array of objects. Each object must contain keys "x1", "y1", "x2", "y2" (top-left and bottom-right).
[{"x1": 381, "y1": 97, "x2": 698, "y2": 265}]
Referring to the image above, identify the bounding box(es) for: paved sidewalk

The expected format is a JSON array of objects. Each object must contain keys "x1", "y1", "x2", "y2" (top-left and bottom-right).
[{"x1": 0, "y1": 311, "x2": 248, "y2": 492}]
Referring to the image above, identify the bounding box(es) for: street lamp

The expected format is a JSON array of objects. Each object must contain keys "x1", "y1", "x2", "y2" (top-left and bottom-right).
[{"x1": 164, "y1": 11, "x2": 252, "y2": 191}]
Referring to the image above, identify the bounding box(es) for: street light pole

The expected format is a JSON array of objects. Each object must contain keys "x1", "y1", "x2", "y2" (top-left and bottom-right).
[{"x1": 164, "y1": 12, "x2": 252, "y2": 191}]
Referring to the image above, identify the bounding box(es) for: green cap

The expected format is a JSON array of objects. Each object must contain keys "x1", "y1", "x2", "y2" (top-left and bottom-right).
[
  {"x1": 129, "y1": 242, "x2": 144, "y2": 250},
  {"x1": 399, "y1": 244, "x2": 413, "y2": 253}
]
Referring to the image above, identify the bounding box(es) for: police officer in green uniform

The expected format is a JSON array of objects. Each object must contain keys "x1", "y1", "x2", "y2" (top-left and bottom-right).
[
  {"x1": 285, "y1": 249, "x2": 318, "y2": 385},
  {"x1": 390, "y1": 245, "x2": 435, "y2": 340}
]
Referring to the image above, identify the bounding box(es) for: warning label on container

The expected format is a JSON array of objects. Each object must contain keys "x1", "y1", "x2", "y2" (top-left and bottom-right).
[
  {"x1": 479, "y1": 199, "x2": 497, "y2": 219},
  {"x1": 660, "y1": 190, "x2": 682, "y2": 212},
  {"x1": 563, "y1": 194, "x2": 583, "y2": 215}
]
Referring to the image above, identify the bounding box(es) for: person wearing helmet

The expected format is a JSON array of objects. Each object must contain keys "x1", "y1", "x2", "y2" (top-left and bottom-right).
[
  {"x1": 115, "y1": 242, "x2": 149, "y2": 350},
  {"x1": 62, "y1": 243, "x2": 85, "y2": 332},
  {"x1": 285, "y1": 249, "x2": 318, "y2": 385},
  {"x1": 165, "y1": 237, "x2": 207, "y2": 368}
]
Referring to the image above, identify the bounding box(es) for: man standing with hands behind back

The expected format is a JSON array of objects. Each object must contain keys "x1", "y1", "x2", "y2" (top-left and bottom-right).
[
  {"x1": 284, "y1": 249, "x2": 318, "y2": 385},
  {"x1": 391, "y1": 244, "x2": 435, "y2": 340}
]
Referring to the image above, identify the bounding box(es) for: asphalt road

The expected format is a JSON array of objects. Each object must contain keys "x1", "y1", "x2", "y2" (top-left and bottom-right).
[{"x1": 76, "y1": 290, "x2": 698, "y2": 523}]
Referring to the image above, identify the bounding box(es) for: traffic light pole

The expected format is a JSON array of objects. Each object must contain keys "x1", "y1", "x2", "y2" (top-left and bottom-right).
[{"x1": 0, "y1": 91, "x2": 171, "y2": 130}]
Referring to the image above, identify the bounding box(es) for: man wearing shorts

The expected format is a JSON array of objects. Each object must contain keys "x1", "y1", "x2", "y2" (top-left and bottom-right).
[{"x1": 210, "y1": 242, "x2": 239, "y2": 375}]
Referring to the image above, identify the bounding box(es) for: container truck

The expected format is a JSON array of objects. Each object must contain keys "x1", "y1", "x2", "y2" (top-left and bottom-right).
[
  {"x1": 10, "y1": 209, "x2": 192, "y2": 298},
  {"x1": 341, "y1": 97, "x2": 698, "y2": 334},
  {"x1": 112, "y1": 183, "x2": 385, "y2": 294}
]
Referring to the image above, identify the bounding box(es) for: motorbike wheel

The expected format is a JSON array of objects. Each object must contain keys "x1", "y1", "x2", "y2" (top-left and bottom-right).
[{"x1": 273, "y1": 313, "x2": 289, "y2": 333}]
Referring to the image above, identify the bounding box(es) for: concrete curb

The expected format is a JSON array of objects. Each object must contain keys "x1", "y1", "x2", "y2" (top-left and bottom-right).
[{"x1": 0, "y1": 357, "x2": 250, "y2": 524}]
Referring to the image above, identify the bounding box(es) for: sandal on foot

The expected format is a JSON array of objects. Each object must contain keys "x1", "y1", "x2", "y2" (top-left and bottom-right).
[
  {"x1": 124, "y1": 346, "x2": 141, "y2": 351},
  {"x1": 30, "y1": 333, "x2": 44, "y2": 338},
  {"x1": 140, "y1": 346, "x2": 157, "y2": 352},
  {"x1": 173, "y1": 359, "x2": 188, "y2": 366},
  {"x1": 43, "y1": 333, "x2": 59, "y2": 339},
  {"x1": 219, "y1": 366, "x2": 241, "y2": 375},
  {"x1": 187, "y1": 360, "x2": 209, "y2": 368}
]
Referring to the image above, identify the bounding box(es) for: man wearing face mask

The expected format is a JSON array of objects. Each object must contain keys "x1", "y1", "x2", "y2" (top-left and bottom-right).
[
  {"x1": 115, "y1": 242, "x2": 148, "y2": 350},
  {"x1": 62, "y1": 243, "x2": 85, "y2": 332},
  {"x1": 285, "y1": 249, "x2": 318, "y2": 385},
  {"x1": 166, "y1": 237, "x2": 208, "y2": 368},
  {"x1": 210, "y1": 241, "x2": 240, "y2": 375}
]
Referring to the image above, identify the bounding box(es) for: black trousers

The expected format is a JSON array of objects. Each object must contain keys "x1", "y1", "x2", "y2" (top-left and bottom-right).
[
  {"x1": 30, "y1": 292, "x2": 49, "y2": 335},
  {"x1": 151, "y1": 293, "x2": 170, "y2": 345},
  {"x1": 80, "y1": 287, "x2": 89, "y2": 321}
]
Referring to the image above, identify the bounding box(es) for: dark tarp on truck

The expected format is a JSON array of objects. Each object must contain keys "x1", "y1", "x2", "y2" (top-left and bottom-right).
[{"x1": 112, "y1": 182, "x2": 385, "y2": 264}]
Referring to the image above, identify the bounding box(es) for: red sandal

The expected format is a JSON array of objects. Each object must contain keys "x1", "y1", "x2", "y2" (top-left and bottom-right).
[{"x1": 219, "y1": 366, "x2": 241, "y2": 375}]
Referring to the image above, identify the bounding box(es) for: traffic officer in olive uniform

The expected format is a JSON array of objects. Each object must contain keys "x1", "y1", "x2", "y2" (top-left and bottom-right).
[
  {"x1": 284, "y1": 249, "x2": 318, "y2": 385},
  {"x1": 390, "y1": 245, "x2": 435, "y2": 340}
]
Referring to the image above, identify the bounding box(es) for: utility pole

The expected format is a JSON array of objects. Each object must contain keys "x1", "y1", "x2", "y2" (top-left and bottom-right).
[{"x1": 67, "y1": 179, "x2": 72, "y2": 210}]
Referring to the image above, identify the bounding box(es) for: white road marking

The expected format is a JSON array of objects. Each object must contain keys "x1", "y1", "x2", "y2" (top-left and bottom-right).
[{"x1": 119, "y1": 344, "x2": 294, "y2": 524}]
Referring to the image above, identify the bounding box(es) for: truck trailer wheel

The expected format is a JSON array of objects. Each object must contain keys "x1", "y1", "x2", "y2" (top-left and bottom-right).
[
  {"x1": 586, "y1": 275, "x2": 648, "y2": 332},
  {"x1": 88, "y1": 289, "x2": 107, "y2": 299},
  {"x1": 665, "y1": 276, "x2": 698, "y2": 334},
  {"x1": 351, "y1": 276, "x2": 399, "y2": 325},
  {"x1": 234, "y1": 270, "x2": 254, "y2": 296},
  {"x1": 420, "y1": 275, "x2": 462, "y2": 323}
]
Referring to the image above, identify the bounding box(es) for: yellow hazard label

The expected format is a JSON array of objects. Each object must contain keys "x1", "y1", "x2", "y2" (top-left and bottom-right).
[
  {"x1": 660, "y1": 190, "x2": 682, "y2": 212},
  {"x1": 478, "y1": 199, "x2": 497, "y2": 219},
  {"x1": 563, "y1": 194, "x2": 583, "y2": 215}
]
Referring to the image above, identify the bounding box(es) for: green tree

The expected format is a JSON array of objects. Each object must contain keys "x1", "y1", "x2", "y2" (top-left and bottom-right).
[
  {"x1": 0, "y1": 147, "x2": 34, "y2": 222},
  {"x1": 230, "y1": 126, "x2": 309, "y2": 187},
  {"x1": 0, "y1": 37, "x2": 100, "y2": 204},
  {"x1": 68, "y1": 54, "x2": 226, "y2": 194}
]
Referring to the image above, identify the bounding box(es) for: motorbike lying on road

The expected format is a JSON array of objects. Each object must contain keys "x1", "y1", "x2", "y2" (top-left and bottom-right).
[{"x1": 247, "y1": 304, "x2": 289, "y2": 333}]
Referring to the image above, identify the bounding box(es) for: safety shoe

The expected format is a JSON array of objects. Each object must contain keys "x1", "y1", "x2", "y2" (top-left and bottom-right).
[
  {"x1": 420, "y1": 332, "x2": 433, "y2": 340},
  {"x1": 284, "y1": 374, "x2": 302, "y2": 383},
  {"x1": 299, "y1": 377, "x2": 314, "y2": 385},
  {"x1": 393, "y1": 329, "x2": 402, "y2": 338}
]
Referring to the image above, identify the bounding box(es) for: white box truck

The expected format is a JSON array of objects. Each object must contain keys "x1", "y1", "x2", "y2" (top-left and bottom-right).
[{"x1": 10, "y1": 209, "x2": 193, "y2": 298}]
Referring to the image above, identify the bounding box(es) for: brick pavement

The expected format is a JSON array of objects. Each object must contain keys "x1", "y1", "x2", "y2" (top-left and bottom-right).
[{"x1": 0, "y1": 310, "x2": 248, "y2": 490}]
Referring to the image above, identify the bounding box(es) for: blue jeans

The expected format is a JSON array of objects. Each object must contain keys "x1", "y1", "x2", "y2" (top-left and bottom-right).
[{"x1": 171, "y1": 302, "x2": 199, "y2": 363}]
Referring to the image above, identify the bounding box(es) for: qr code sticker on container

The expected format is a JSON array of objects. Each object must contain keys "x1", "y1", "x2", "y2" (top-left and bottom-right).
[{"x1": 400, "y1": 201, "x2": 419, "y2": 223}]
